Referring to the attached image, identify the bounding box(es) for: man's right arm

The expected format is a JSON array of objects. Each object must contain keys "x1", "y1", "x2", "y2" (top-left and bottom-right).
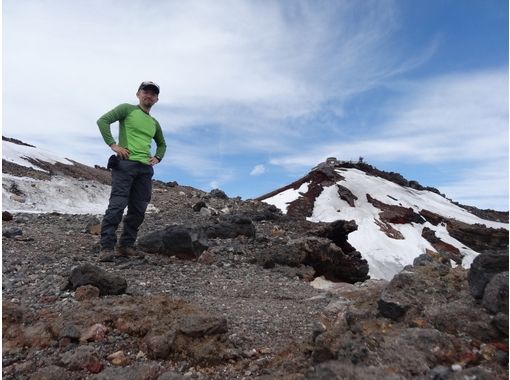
[{"x1": 97, "y1": 103, "x2": 132, "y2": 146}]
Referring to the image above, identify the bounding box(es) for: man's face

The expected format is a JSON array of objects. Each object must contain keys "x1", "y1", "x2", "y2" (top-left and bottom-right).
[{"x1": 137, "y1": 88, "x2": 159, "y2": 108}]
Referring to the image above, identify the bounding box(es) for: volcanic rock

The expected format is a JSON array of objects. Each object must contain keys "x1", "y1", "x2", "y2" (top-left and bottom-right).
[
  {"x1": 447, "y1": 220, "x2": 509, "y2": 253},
  {"x1": 204, "y1": 215, "x2": 256, "y2": 239},
  {"x1": 138, "y1": 225, "x2": 208, "y2": 259},
  {"x1": 366, "y1": 194, "x2": 425, "y2": 224},
  {"x1": 94, "y1": 363, "x2": 160, "y2": 380},
  {"x1": 69, "y1": 264, "x2": 127, "y2": 295},
  {"x1": 59, "y1": 345, "x2": 103, "y2": 373},
  {"x1": 468, "y1": 250, "x2": 509, "y2": 299},
  {"x1": 2, "y1": 227, "x2": 23, "y2": 238},
  {"x1": 481, "y1": 271, "x2": 509, "y2": 314}
]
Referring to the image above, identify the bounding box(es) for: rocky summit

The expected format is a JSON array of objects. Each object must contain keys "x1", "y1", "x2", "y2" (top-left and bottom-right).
[{"x1": 2, "y1": 139, "x2": 509, "y2": 379}]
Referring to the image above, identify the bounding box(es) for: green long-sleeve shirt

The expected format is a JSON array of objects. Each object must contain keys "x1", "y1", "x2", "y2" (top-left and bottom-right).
[{"x1": 97, "y1": 103, "x2": 166, "y2": 164}]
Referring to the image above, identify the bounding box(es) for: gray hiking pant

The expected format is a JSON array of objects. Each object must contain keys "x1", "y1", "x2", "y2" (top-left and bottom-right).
[{"x1": 100, "y1": 159, "x2": 154, "y2": 248}]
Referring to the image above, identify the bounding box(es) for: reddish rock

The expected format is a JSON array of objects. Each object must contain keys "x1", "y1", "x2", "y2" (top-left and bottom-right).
[
  {"x1": 81, "y1": 323, "x2": 108, "y2": 342},
  {"x1": 367, "y1": 194, "x2": 425, "y2": 225},
  {"x1": 75, "y1": 285, "x2": 100, "y2": 301}
]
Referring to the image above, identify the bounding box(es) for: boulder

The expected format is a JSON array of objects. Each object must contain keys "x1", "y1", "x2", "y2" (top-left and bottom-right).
[
  {"x1": 138, "y1": 225, "x2": 208, "y2": 260},
  {"x1": 204, "y1": 215, "x2": 255, "y2": 239},
  {"x1": 482, "y1": 271, "x2": 509, "y2": 314},
  {"x1": 209, "y1": 188, "x2": 228, "y2": 199},
  {"x1": 69, "y1": 264, "x2": 127, "y2": 296},
  {"x1": 260, "y1": 236, "x2": 368, "y2": 283},
  {"x1": 468, "y1": 250, "x2": 509, "y2": 299},
  {"x1": 378, "y1": 271, "x2": 416, "y2": 321}
]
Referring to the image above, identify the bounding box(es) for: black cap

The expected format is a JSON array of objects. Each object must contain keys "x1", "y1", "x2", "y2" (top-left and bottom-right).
[{"x1": 138, "y1": 81, "x2": 160, "y2": 94}]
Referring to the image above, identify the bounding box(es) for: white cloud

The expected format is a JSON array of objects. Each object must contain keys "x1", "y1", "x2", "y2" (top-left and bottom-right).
[
  {"x1": 272, "y1": 69, "x2": 508, "y2": 168},
  {"x1": 3, "y1": 0, "x2": 405, "y2": 163},
  {"x1": 250, "y1": 164, "x2": 266, "y2": 176}
]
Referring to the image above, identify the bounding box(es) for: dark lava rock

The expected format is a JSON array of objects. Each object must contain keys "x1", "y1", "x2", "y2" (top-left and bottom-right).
[
  {"x1": 204, "y1": 215, "x2": 256, "y2": 239},
  {"x1": 177, "y1": 315, "x2": 228, "y2": 337},
  {"x1": 260, "y1": 236, "x2": 368, "y2": 283},
  {"x1": 2, "y1": 211, "x2": 13, "y2": 221},
  {"x1": 448, "y1": 220, "x2": 509, "y2": 253},
  {"x1": 366, "y1": 194, "x2": 425, "y2": 224},
  {"x1": 209, "y1": 188, "x2": 228, "y2": 199},
  {"x1": 138, "y1": 225, "x2": 208, "y2": 259},
  {"x1": 378, "y1": 271, "x2": 415, "y2": 320},
  {"x1": 69, "y1": 264, "x2": 127, "y2": 296},
  {"x1": 2, "y1": 227, "x2": 22, "y2": 238},
  {"x1": 492, "y1": 313, "x2": 509, "y2": 336},
  {"x1": 59, "y1": 345, "x2": 102, "y2": 372},
  {"x1": 482, "y1": 271, "x2": 509, "y2": 314},
  {"x1": 468, "y1": 250, "x2": 509, "y2": 299},
  {"x1": 337, "y1": 185, "x2": 358, "y2": 207},
  {"x1": 192, "y1": 201, "x2": 207, "y2": 212}
]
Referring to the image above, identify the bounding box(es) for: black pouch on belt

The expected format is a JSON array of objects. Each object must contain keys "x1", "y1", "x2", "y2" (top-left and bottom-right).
[{"x1": 107, "y1": 154, "x2": 120, "y2": 169}]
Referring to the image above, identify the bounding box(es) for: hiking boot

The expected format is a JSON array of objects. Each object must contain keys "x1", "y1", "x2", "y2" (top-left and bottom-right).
[
  {"x1": 117, "y1": 246, "x2": 144, "y2": 258},
  {"x1": 98, "y1": 247, "x2": 116, "y2": 262}
]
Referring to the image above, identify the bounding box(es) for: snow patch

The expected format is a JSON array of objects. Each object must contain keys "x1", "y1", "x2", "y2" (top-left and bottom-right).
[
  {"x1": 3, "y1": 140, "x2": 74, "y2": 172},
  {"x1": 262, "y1": 182, "x2": 309, "y2": 213},
  {"x1": 2, "y1": 174, "x2": 110, "y2": 214}
]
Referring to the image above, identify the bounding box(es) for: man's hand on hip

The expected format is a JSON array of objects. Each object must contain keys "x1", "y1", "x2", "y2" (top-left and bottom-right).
[
  {"x1": 110, "y1": 144, "x2": 130, "y2": 159},
  {"x1": 149, "y1": 157, "x2": 160, "y2": 166}
]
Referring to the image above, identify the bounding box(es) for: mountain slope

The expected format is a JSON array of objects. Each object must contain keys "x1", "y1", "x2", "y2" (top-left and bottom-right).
[
  {"x1": 2, "y1": 137, "x2": 112, "y2": 214},
  {"x1": 259, "y1": 158, "x2": 509, "y2": 280}
]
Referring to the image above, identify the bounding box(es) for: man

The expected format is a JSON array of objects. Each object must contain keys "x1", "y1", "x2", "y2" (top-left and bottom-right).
[{"x1": 97, "y1": 81, "x2": 166, "y2": 262}]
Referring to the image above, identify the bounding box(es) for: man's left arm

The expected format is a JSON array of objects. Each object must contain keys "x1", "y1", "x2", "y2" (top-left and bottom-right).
[{"x1": 150, "y1": 120, "x2": 167, "y2": 165}]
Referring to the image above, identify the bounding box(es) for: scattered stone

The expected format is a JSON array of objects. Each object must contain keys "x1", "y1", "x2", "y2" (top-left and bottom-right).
[
  {"x1": 197, "y1": 249, "x2": 217, "y2": 265},
  {"x1": 158, "y1": 371, "x2": 186, "y2": 380},
  {"x1": 199, "y1": 207, "x2": 212, "y2": 217},
  {"x1": 144, "y1": 332, "x2": 175, "y2": 359},
  {"x1": 60, "y1": 345, "x2": 103, "y2": 373},
  {"x1": 3, "y1": 211, "x2": 13, "y2": 221},
  {"x1": 86, "y1": 217, "x2": 101, "y2": 235},
  {"x1": 69, "y1": 264, "x2": 127, "y2": 295},
  {"x1": 30, "y1": 365, "x2": 74, "y2": 380},
  {"x1": 107, "y1": 350, "x2": 129, "y2": 366},
  {"x1": 94, "y1": 363, "x2": 161, "y2": 380},
  {"x1": 192, "y1": 201, "x2": 207, "y2": 212},
  {"x1": 3, "y1": 226, "x2": 23, "y2": 238},
  {"x1": 81, "y1": 323, "x2": 108, "y2": 342},
  {"x1": 74, "y1": 284, "x2": 101, "y2": 301},
  {"x1": 177, "y1": 315, "x2": 228, "y2": 337},
  {"x1": 59, "y1": 324, "x2": 81, "y2": 342}
]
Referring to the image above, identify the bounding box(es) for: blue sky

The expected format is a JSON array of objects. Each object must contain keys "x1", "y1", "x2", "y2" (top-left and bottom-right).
[{"x1": 3, "y1": 0, "x2": 509, "y2": 210}]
